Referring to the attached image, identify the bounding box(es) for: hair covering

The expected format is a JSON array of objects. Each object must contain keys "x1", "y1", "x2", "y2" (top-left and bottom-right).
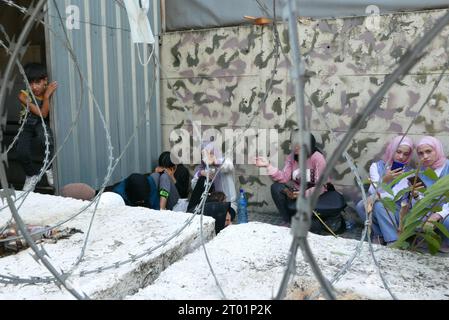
[
  {"x1": 125, "y1": 173, "x2": 151, "y2": 207},
  {"x1": 382, "y1": 135, "x2": 414, "y2": 165},
  {"x1": 97, "y1": 192, "x2": 125, "y2": 209},
  {"x1": 416, "y1": 136, "x2": 447, "y2": 169},
  {"x1": 61, "y1": 183, "x2": 95, "y2": 200},
  {"x1": 292, "y1": 132, "x2": 321, "y2": 159},
  {"x1": 194, "y1": 141, "x2": 224, "y2": 190},
  {"x1": 201, "y1": 141, "x2": 223, "y2": 164}
]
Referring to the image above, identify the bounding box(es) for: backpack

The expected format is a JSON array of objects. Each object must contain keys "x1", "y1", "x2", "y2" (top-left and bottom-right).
[{"x1": 310, "y1": 183, "x2": 347, "y2": 235}]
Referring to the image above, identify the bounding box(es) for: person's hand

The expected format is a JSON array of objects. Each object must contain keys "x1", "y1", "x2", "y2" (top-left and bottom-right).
[
  {"x1": 428, "y1": 212, "x2": 442, "y2": 222},
  {"x1": 255, "y1": 156, "x2": 269, "y2": 168},
  {"x1": 165, "y1": 166, "x2": 176, "y2": 181},
  {"x1": 281, "y1": 188, "x2": 298, "y2": 200},
  {"x1": 365, "y1": 196, "x2": 375, "y2": 213},
  {"x1": 202, "y1": 149, "x2": 217, "y2": 165},
  {"x1": 200, "y1": 168, "x2": 215, "y2": 179},
  {"x1": 44, "y1": 81, "x2": 58, "y2": 99},
  {"x1": 382, "y1": 168, "x2": 403, "y2": 184},
  {"x1": 424, "y1": 213, "x2": 442, "y2": 231},
  {"x1": 154, "y1": 166, "x2": 164, "y2": 173},
  {"x1": 225, "y1": 211, "x2": 232, "y2": 227},
  {"x1": 411, "y1": 182, "x2": 425, "y2": 199}
]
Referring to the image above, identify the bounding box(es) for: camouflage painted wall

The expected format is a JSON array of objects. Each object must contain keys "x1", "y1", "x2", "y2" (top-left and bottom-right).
[{"x1": 160, "y1": 9, "x2": 449, "y2": 214}]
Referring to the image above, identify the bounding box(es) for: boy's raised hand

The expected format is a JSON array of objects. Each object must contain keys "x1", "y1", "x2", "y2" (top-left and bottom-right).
[{"x1": 44, "y1": 81, "x2": 58, "y2": 99}]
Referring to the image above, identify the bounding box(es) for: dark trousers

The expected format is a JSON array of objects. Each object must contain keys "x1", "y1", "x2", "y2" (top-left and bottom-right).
[
  {"x1": 187, "y1": 176, "x2": 212, "y2": 213},
  {"x1": 16, "y1": 122, "x2": 54, "y2": 177},
  {"x1": 271, "y1": 182, "x2": 296, "y2": 223},
  {"x1": 187, "y1": 176, "x2": 234, "y2": 233}
]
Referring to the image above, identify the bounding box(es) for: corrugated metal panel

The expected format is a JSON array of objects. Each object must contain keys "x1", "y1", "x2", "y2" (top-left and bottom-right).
[
  {"x1": 165, "y1": 0, "x2": 449, "y2": 31},
  {"x1": 46, "y1": 0, "x2": 161, "y2": 190}
]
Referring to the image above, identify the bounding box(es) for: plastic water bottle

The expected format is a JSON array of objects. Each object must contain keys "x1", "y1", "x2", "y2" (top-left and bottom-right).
[{"x1": 237, "y1": 189, "x2": 248, "y2": 224}]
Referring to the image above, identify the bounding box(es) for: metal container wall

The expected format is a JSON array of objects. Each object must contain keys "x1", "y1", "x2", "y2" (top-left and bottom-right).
[{"x1": 46, "y1": 0, "x2": 161, "y2": 190}]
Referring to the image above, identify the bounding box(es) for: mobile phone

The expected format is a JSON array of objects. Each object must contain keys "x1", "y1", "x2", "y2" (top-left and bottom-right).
[
  {"x1": 285, "y1": 181, "x2": 299, "y2": 192},
  {"x1": 407, "y1": 175, "x2": 423, "y2": 185},
  {"x1": 391, "y1": 161, "x2": 405, "y2": 171}
]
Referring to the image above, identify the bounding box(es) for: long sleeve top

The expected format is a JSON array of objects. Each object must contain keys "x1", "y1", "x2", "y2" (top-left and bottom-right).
[
  {"x1": 368, "y1": 161, "x2": 409, "y2": 200},
  {"x1": 267, "y1": 151, "x2": 327, "y2": 197},
  {"x1": 420, "y1": 163, "x2": 449, "y2": 220}
]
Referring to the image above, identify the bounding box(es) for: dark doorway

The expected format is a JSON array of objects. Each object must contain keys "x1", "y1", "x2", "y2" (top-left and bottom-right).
[{"x1": 0, "y1": 0, "x2": 53, "y2": 193}]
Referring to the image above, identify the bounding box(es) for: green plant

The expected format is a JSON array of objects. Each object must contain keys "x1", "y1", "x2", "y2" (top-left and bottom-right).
[{"x1": 390, "y1": 169, "x2": 449, "y2": 254}]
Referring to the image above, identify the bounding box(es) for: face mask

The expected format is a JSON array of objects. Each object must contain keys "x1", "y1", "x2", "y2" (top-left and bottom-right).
[{"x1": 123, "y1": 0, "x2": 155, "y2": 44}]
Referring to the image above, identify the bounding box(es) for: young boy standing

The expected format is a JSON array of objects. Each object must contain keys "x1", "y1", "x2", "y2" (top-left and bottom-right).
[{"x1": 16, "y1": 63, "x2": 57, "y2": 191}]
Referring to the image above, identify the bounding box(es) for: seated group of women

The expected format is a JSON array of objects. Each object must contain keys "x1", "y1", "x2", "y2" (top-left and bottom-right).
[
  {"x1": 102, "y1": 131, "x2": 449, "y2": 247},
  {"x1": 254, "y1": 129, "x2": 449, "y2": 250},
  {"x1": 355, "y1": 135, "x2": 449, "y2": 250}
]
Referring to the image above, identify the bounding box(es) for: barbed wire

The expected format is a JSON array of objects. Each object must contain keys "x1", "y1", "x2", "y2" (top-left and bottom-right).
[
  {"x1": 152, "y1": 51, "x2": 230, "y2": 299},
  {"x1": 306, "y1": 89, "x2": 398, "y2": 299},
  {"x1": 0, "y1": 273, "x2": 55, "y2": 285},
  {"x1": 304, "y1": 92, "x2": 371, "y2": 297},
  {"x1": 0, "y1": 40, "x2": 51, "y2": 190},
  {"x1": 366, "y1": 236, "x2": 398, "y2": 299},
  {"x1": 307, "y1": 22, "x2": 449, "y2": 300},
  {"x1": 275, "y1": 0, "x2": 336, "y2": 300},
  {"x1": 0, "y1": 0, "x2": 27, "y2": 14},
  {"x1": 150, "y1": 2, "x2": 283, "y2": 295},
  {"x1": 0, "y1": 27, "x2": 34, "y2": 156},
  {"x1": 1, "y1": 0, "x2": 447, "y2": 301},
  {"x1": 0, "y1": 15, "x2": 114, "y2": 243},
  {"x1": 0, "y1": 0, "x2": 222, "y2": 290},
  {"x1": 0, "y1": 0, "x2": 162, "y2": 286},
  {"x1": 0, "y1": 0, "x2": 218, "y2": 294},
  {"x1": 0, "y1": 0, "x2": 132, "y2": 297},
  {"x1": 0, "y1": 0, "x2": 88, "y2": 299},
  {"x1": 275, "y1": 0, "x2": 449, "y2": 301}
]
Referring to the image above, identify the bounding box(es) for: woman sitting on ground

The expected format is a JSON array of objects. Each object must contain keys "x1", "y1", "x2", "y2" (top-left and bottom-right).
[
  {"x1": 187, "y1": 142, "x2": 237, "y2": 233},
  {"x1": 255, "y1": 131, "x2": 326, "y2": 227},
  {"x1": 355, "y1": 135, "x2": 414, "y2": 245},
  {"x1": 412, "y1": 136, "x2": 449, "y2": 252}
]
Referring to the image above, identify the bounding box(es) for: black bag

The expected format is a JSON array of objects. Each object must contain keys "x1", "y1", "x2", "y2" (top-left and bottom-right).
[
  {"x1": 203, "y1": 202, "x2": 229, "y2": 235},
  {"x1": 311, "y1": 183, "x2": 347, "y2": 235}
]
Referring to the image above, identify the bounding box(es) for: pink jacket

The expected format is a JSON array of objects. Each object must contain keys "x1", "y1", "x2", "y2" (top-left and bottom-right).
[{"x1": 267, "y1": 151, "x2": 327, "y2": 197}]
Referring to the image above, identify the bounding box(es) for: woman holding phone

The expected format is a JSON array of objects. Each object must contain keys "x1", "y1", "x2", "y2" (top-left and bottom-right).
[
  {"x1": 255, "y1": 132, "x2": 326, "y2": 227},
  {"x1": 356, "y1": 135, "x2": 414, "y2": 245},
  {"x1": 414, "y1": 136, "x2": 449, "y2": 252}
]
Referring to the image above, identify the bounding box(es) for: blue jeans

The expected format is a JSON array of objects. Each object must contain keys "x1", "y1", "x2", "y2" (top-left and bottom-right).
[
  {"x1": 356, "y1": 199, "x2": 400, "y2": 243},
  {"x1": 442, "y1": 218, "x2": 449, "y2": 246}
]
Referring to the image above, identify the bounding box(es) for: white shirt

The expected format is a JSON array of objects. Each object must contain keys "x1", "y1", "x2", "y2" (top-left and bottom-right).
[
  {"x1": 368, "y1": 162, "x2": 409, "y2": 200},
  {"x1": 411, "y1": 165, "x2": 449, "y2": 219},
  {"x1": 434, "y1": 166, "x2": 449, "y2": 219}
]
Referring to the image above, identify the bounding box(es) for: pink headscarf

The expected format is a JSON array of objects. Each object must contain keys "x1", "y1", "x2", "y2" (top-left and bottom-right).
[
  {"x1": 382, "y1": 135, "x2": 414, "y2": 165},
  {"x1": 416, "y1": 136, "x2": 447, "y2": 169}
]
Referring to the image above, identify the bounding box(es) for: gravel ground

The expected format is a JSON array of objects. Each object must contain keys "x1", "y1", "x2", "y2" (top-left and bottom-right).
[{"x1": 249, "y1": 209, "x2": 364, "y2": 240}]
